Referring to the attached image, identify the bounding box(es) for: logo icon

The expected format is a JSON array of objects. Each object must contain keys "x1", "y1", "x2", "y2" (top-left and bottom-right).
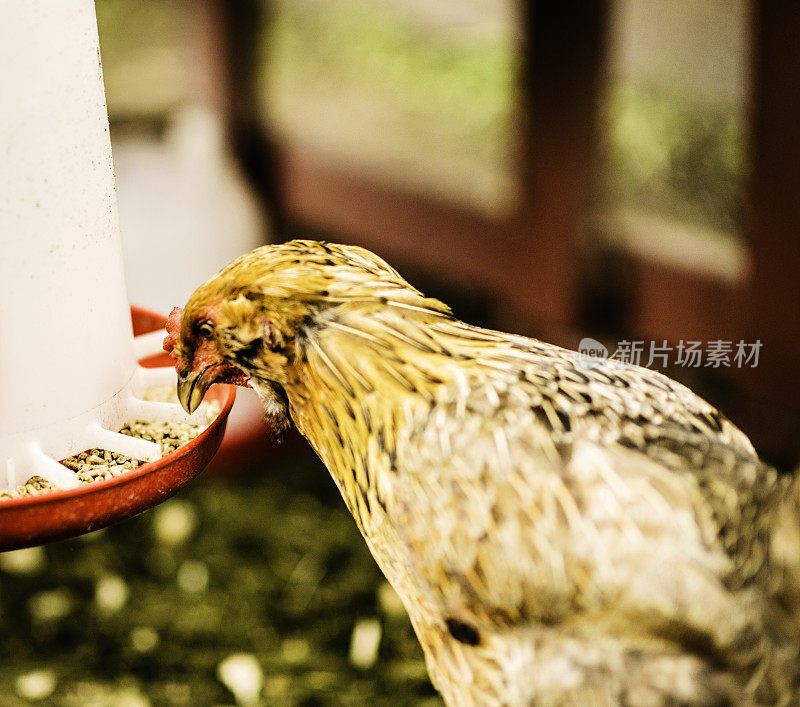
[{"x1": 577, "y1": 337, "x2": 609, "y2": 369}]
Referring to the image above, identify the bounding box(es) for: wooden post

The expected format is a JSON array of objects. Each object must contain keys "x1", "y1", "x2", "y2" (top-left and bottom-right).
[
  {"x1": 510, "y1": 0, "x2": 606, "y2": 331},
  {"x1": 192, "y1": 0, "x2": 282, "y2": 232},
  {"x1": 741, "y1": 0, "x2": 800, "y2": 465}
]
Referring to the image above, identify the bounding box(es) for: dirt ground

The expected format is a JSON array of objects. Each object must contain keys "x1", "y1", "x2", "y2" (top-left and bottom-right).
[{"x1": 0, "y1": 443, "x2": 442, "y2": 706}]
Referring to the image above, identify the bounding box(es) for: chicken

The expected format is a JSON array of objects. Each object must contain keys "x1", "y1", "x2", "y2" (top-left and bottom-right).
[{"x1": 164, "y1": 240, "x2": 800, "y2": 705}]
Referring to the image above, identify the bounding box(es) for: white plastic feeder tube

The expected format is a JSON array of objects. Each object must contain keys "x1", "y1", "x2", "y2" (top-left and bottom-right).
[{"x1": 0, "y1": 1, "x2": 205, "y2": 492}]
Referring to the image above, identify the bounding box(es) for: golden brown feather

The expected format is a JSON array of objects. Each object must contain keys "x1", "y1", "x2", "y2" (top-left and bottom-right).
[{"x1": 166, "y1": 240, "x2": 800, "y2": 706}]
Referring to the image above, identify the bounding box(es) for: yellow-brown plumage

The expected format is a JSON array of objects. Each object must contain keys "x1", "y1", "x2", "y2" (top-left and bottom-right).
[{"x1": 167, "y1": 240, "x2": 800, "y2": 705}]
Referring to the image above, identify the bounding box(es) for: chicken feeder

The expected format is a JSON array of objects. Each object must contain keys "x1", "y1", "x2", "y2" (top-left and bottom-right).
[{"x1": 0, "y1": 1, "x2": 234, "y2": 549}]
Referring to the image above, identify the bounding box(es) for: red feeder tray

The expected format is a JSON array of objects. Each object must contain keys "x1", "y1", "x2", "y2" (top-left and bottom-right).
[{"x1": 0, "y1": 306, "x2": 235, "y2": 551}]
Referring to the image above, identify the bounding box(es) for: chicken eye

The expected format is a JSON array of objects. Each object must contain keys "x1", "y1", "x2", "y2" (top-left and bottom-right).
[{"x1": 197, "y1": 321, "x2": 214, "y2": 339}]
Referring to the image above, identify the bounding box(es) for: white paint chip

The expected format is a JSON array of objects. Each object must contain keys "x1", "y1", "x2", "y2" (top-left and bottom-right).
[
  {"x1": 0, "y1": 546, "x2": 45, "y2": 576},
  {"x1": 152, "y1": 499, "x2": 197, "y2": 546},
  {"x1": 217, "y1": 653, "x2": 264, "y2": 705},
  {"x1": 15, "y1": 669, "x2": 56, "y2": 701},
  {"x1": 95, "y1": 574, "x2": 129, "y2": 614},
  {"x1": 349, "y1": 617, "x2": 382, "y2": 669}
]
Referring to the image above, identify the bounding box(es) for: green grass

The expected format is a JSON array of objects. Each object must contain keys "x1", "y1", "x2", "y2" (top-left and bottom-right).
[
  {"x1": 94, "y1": 0, "x2": 744, "y2": 230},
  {"x1": 604, "y1": 83, "x2": 745, "y2": 233},
  {"x1": 264, "y1": 0, "x2": 516, "y2": 144},
  {"x1": 261, "y1": 0, "x2": 520, "y2": 212},
  {"x1": 95, "y1": 0, "x2": 191, "y2": 116}
]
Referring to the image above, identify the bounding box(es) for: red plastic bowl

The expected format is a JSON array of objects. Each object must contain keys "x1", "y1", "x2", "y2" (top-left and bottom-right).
[{"x1": 0, "y1": 306, "x2": 235, "y2": 551}]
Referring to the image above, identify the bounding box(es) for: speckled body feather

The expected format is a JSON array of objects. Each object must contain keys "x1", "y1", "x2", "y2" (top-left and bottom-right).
[{"x1": 172, "y1": 241, "x2": 800, "y2": 705}]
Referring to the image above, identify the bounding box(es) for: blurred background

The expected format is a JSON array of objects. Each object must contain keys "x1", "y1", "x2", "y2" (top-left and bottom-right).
[{"x1": 1, "y1": 0, "x2": 799, "y2": 704}]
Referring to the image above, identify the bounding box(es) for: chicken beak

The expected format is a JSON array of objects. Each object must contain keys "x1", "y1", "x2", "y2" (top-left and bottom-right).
[{"x1": 177, "y1": 364, "x2": 218, "y2": 414}]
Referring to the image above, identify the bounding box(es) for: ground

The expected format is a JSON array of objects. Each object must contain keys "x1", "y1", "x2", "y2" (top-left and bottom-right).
[{"x1": 0, "y1": 445, "x2": 441, "y2": 706}]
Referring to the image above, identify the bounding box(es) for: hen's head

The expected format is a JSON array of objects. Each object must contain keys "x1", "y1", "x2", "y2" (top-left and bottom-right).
[{"x1": 164, "y1": 240, "x2": 450, "y2": 415}]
